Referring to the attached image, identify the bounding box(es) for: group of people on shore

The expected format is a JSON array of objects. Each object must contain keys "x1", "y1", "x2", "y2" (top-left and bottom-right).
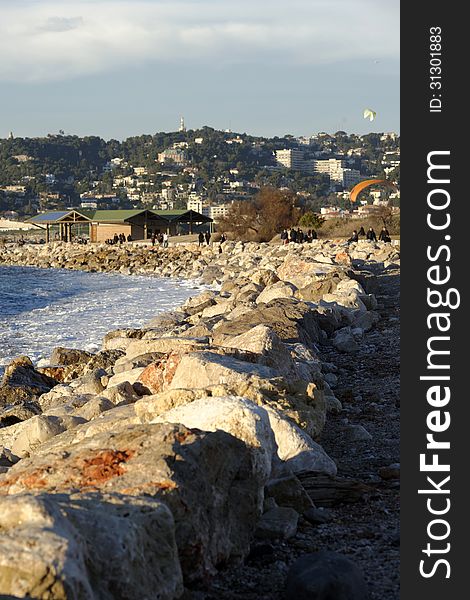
[
  {"x1": 198, "y1": 231, "x2": 228, "y2": 253},
  {"x1": 348, "y1": 226, "x2": 391, "y2": 244},
  {"x1": 280, "y1": 228, "x2": 318, "y2": 245},
  {"x1": 105, "y1": 233, "x2": 132, "y2": 245},
  {"x1": 151, "y1": 232, "x2": 169, "y2": 248},
  {"x1": 198, "y1": 231, "x2": 212, "y2": 246}
]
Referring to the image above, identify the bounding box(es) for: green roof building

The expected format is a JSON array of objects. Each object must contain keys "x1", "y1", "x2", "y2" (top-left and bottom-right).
[{"x1": 28, "y1": 209, "x2": 212, "y2": 242}]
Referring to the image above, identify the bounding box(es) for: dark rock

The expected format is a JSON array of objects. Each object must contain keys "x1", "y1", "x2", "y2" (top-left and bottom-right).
[
  {"x1": 247, "y1": 542, "x2": 275, "y2": 565},
  {"x1": 285, "y1": 551, "x2": 369, "y2": 600},
  {"x1": 265, "y1": 474, "x2": 314, "y2": 513},
  {"x1": 255, "y1": 506, "x2": 299, "y2": 540},
  {"x1": 0, "y1": 402, "x2": 41, "y2": 426},
  {"x1": 303, "y1": 507, "x2": 334, "y2": 525},
  {"x1": 85, "y1": 349, "x2": 125, "y2": 373},
  {"x1": 0, "y1": 356, "x2": 59, "y2": 406},
  {"x1": 378, "y1": 463, "x2": 400, "y2": 480},
  {"x1": 49, "y1": 347, "x2": 94, "y2": 366},
  {"x1": 213, "y1": 298, "x2": 322, "y2": 347}
]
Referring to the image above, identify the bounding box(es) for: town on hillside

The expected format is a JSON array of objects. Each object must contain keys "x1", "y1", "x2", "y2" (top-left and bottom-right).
[{"x1": 0, "y1": 125, "x2": 400, "y2": 234}]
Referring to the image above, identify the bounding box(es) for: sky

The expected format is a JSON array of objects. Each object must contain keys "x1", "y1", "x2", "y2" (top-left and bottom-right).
[{"x1": 0, "y1": 0, "x2": 399, "y2": 140}]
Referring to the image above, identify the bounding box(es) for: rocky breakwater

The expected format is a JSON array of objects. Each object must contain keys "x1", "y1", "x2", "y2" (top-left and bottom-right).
[{"x1": 0, "y1": 239, "x2": 399, "y2": 599}]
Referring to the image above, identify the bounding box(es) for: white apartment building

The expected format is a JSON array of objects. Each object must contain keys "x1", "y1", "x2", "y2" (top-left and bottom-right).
[
  {"x1": 313, "y1": 159, "x2": 361, "y2": 187},
  {"x1": 313, "y1": 158, "x2": 346, "y2": 176},
  {"x1": 203, "y1": 204, "x2": 231, "y2": 221},
  {"x1": 275, "y1": 148, "x2": 305, "y2": 170},
  {"x1": 134, "y1": 167, "x2": 148, "y2": 176},
  {"x1": 187, "y1": 197, "x2": 203, "y2": 213},
  {"x1": 341, "y1": 168, "x2": 362, "y2": 187}
]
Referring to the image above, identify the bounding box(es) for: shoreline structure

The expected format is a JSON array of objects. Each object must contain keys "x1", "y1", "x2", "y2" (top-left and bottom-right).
[{"x1": 0, "y1": 239, "x2": 400, "y2": 598}]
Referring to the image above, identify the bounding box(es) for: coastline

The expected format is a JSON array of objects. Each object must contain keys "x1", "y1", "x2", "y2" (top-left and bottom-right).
[
  {"x1": 0, "y1": 263, "x2": 203, "y2": 373},
  {"x1": 0, "y1": 238, "x2": 400, "y2": 599}
]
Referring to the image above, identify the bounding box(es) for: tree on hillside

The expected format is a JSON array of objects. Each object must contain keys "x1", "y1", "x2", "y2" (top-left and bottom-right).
[
  {"x1": 298, "y1": 211, "x2": 325, "y2": 229},
  {"x1": 219, "y1": 187, "x2": 300, "y2": 241}
]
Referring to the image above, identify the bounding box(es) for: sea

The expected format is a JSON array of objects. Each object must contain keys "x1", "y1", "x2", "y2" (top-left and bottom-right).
[{"x1": 0, "y1": 265, "x2": 200, "y2": 375}]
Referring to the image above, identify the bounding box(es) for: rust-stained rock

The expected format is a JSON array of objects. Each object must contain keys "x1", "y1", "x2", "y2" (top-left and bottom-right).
[{"x1": 0, "y1": 422, "x2": 267, "y2": 583}]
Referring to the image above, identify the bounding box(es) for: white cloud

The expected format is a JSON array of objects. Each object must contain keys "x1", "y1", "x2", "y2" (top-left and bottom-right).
[{"x1": 0, "y1": 0, "x2": 399, "y2": 82}]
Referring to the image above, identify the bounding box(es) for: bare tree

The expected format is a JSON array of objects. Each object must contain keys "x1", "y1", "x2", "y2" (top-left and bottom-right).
[{"x1": 219, "y1": 187, "x2": 300, "y2": 241}]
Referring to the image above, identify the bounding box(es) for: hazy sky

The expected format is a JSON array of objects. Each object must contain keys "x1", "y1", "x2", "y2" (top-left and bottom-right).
[{"x1": 0, "y1": 0, "x2": 399, "y2": 140}]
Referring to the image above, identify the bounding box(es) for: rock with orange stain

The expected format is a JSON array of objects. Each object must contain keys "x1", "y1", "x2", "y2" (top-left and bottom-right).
[
  {"x1": 0, "y1": 421, "x2": 267, "y2": 583},
  {"x1": 334, "y1": 250, "x2": 353, "y2": 266},
  {"x1": 138, "y1": 351, "x2": 183, "y2": 394}
]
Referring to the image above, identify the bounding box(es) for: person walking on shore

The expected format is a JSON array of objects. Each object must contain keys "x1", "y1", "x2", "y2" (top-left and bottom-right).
[
  {"x1": 366, "y1": 227, "x2": 377, "y2": 242},
  {"x1": 205, "y1": 231, "x2": 211, "y2": 246},
  {"x1": 281, "y1": 229, "x2": 288, "y2": 245},
  {"x1": 198, "y1": 232, "x2": 204, "y2": 246},
  {"x1": 151, "y1": 233, "x2": 156, "y2": 247},
  {"x1": 163, "y1": 232, "x2": 169, "y2": 248}
]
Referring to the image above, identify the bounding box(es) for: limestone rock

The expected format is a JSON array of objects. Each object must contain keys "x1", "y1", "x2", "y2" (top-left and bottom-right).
[
  {"x1": 0, "y1": 422, "x2": 266, "y2": 582},
  {"x1": 101, "y1": 381, "x2": 140, "y2": 405},
  {"x1": 285, "y1": 551, "x2": 369, "y2": 600},
  {"x1": 331, "y1": 327, "x2": 359, "y2": 354},
  {"x1": 124, "y1": 336, "x2": 207, "y2": 361},
  {"x1": 213, "y1": 324, "x2": 296, "y2": 375},
  {"x1": 102, "y1": 328, "x2": 146, "y2": 351},
  {"x1": 0, "y1": 401, "x2": 41, "y2": 426},
  {"x1": 10, "y1": 414, "x2": 86, "y2": 458},
  {"x1": 265, "y1": 474, "x2": 314, "y2": 513},
  {"x1": 277, "y1": 255, "x2": 337, "y2": 289},
  {"x1": 49, "y1": 346, "x2": 93, "y2": 366},
  {"x1": 137, "y1": 352, "x2": 185, "y2": 395},
  {"x1": 152, "y1": 396, "x2": 275, "y2": 483},
  {"x1": 168, "y1": 351, "x2": 276, "y2": 391},
  {"x1": 256, "y1": 281, "x2": 298, "y2": 305},
  {"x1": 106, "y1": 367, "x2": 146, "y2": 388},
  {"x1": 69, "y1": 368, "x2": 107, "y2": 395},
  {"x1": 72, "y1": 396, "x2": 115, "y2": 421},
  {"x1": 0, "y1": 356, "x2": 59, "y2": 406},
  {"x1": 264, "y1": 406, "x2": 336, "y2": 475},
  {"x1": 0, "y1": 493, "x2": 183, "y2": 600},
  {"x1": 134, "y1": 389, "x2": 202, "y2": 423},
  {"x1": 255, "y1": 506, "x2": 299, "y2": 540},
  {"x1": 213, "y1": 299, "x2": 322, "y2": 346},
  {"x1": 113, "y1": 351, "x2": 167, "y2": 374}
]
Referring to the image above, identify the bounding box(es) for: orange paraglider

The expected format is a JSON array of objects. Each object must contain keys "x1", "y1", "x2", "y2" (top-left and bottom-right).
[{"x1": 349, "y1": 179, "x2": 397, "y2": 203}]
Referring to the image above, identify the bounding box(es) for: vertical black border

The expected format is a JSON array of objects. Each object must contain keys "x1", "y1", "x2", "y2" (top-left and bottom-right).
[{"x1": 401, "y1": 3, "x2": 466, "y2": 597}]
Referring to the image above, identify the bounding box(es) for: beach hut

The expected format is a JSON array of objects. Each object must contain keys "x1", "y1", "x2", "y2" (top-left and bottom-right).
[
  {"x1": 28, "y1": 209, "x2": 212, "y2": 242},
  {"x1": 28, "y1": 210, "x2": 91, "y2": 242}
]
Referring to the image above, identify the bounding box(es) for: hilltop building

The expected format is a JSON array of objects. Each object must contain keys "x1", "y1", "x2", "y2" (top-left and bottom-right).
[{"x1": 157, "y1": 148, "x2": 188, "y2": 166}]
